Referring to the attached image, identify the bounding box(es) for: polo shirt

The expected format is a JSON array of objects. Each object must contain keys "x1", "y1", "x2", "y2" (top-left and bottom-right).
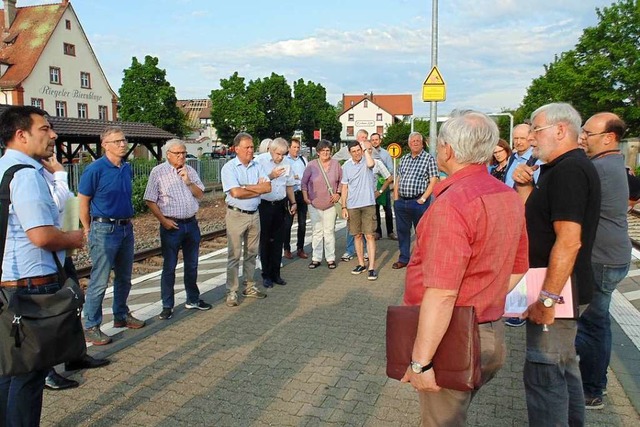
[
  {"x1": 341, "y1": 157, "x2": 375, "y2": 209},
  {"x1": 525, "y1": 149, "x2": 601, "y2": 305},
  {"x1": 0, "y1": 149, "x2": 62, "y2": 280},
  {"x1": 221, "y1": 156, "x2": 269, "y2": 211},
  {"x1": 78, "y1": 156, "x2": 134, "y2": 219},
  {"x1": 403, "y1": 164, "x2": 529, "y2": 322}
]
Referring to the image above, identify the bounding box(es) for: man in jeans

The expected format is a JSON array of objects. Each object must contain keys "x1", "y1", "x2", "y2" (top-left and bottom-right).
[
  {"x1": 575, "y1": 112, "x2": 631, "y2": 409},
  {"x1": 0, "y1": 106, "x2": 84, "y2": 426},
  {"x1": 79, "y1": 126, "x2": 145, "y2": 345},
  {"x1": 144, "y1": 139, "x2": 212, "y2": 320}
]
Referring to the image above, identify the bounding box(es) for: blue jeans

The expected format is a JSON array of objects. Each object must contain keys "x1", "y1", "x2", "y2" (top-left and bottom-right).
[
  {"x1": 394, "y1": 198, "x2": 430, "y2": 264},
  {"x1": 345, "y1": 231, "x2": 354, "y2": 255},
  {"x1": 0, "y1": 282, "x2": 60, "y2": 427},
  {"x1": 524, "y1": 319, "x2": 584, "y2": 427},
  {"x1": 160, "y1": 219, "x2": 201, "y2": 308},
  {"x1": 575, "y1": 262, "x2": 629, "y2": 398},
  {"x1": 83, "y1": 221, "x2": 134, "y2": 329}
]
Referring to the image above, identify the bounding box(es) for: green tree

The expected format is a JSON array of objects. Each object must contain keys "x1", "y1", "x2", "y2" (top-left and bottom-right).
[
  {"x1": 384, "y1": 120, "x2": 430, "y2": 153},
  {"x1": 247, "y1": 73, "x2": 297, "y2": 140},
  {"x1": 119, "y1": 56, "x2": 189, "y2": 137},
  {"x1": 209, "y1": 72, "x2": 263, "y2": 145},
  {"x1": 518, "y1": 0, "x2": 640, "y2": 133},
  {"x1": 293, "y1": 79, "x2": 341, "y2": 144}
]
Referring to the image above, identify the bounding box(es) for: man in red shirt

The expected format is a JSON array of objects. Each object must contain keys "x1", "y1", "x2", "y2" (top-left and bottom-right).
[{"x1": 401, "y1": 110, "x2": 529, "y2": 426}]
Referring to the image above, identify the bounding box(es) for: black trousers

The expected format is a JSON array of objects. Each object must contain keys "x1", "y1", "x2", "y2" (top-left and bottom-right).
[
  {"x1": 283, "y1": 190, "x2": 308, "y2": 252},
  {"x1": 258, "y1": 199, "x2": 287, "y2": 281},
  {"x1": 375, "y1": 190, "x2": 394, "y2": 236}
]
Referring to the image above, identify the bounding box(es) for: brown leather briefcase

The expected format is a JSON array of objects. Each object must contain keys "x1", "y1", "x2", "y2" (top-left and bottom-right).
[{"x1": 386, "y1": 305, "x2": 481, "y2": 391}]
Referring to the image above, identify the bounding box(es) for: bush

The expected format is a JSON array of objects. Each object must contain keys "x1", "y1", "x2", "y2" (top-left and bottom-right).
[{"x1": 132, "y1": 175, "x2": 149, "y2": 216}]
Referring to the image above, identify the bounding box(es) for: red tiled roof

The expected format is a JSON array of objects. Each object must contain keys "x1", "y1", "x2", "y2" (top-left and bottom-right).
[
  {"x1": 342, "y1": 94, "x2": 413, "y2": 116},
  {"x1": 0, "y1": 2, "x2": 68, "y2": 88}
]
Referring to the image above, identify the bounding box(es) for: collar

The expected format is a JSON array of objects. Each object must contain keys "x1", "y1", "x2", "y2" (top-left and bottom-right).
[
  {"x1": 233, "y1": 156, "x2": 256, "y2": 168},
  {"x1": 410, "y1": 149, "x2": 425, "y2": 159},
  {"x1": 2, "y1": 149, "x2": 43, "y2": 170},
  {"x1": 433, "y1": 164, "x2": 486, "y2": 197},
  {"x1": 541, "y1": 148, "x2": 587, "y2": 170},
  {"x1": 514, "y1": 147, "x2": 533, "y2": 160}
]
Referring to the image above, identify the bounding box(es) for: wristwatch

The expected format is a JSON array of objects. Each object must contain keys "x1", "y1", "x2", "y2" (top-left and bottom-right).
[
  {"x1": 539, "y1": 296, "x2": 555, "y2": 308},
  {"x1": 410, "y1": 360, "x2": 433, "y2": 374}
]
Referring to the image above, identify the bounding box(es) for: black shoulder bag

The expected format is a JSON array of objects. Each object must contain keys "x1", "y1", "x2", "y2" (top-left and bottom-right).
[{"x1": 0, "y1": 164, "x2": 86, "y2": 376}]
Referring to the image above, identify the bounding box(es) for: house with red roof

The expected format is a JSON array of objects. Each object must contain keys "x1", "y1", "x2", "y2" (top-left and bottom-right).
[
  {"x1": 0, "y1": 0, "x2": 118, "y2": 120},
  {"x1": 339, "y1": 92, "x2": 413, "y2": 140}
]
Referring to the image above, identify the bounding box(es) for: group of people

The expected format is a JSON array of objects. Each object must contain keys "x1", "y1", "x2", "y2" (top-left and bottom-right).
[{"x1": 402, "y1": 104, "x2": 632, "y2": 427}]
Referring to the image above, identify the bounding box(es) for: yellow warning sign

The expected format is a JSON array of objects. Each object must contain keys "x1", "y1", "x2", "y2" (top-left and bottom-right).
[
  {"x1": 422, "y1": 66, "x2": 446, "y2": 102},
  {"x1": 387, "y1": 143, "x2": 402, "y2": 159}
]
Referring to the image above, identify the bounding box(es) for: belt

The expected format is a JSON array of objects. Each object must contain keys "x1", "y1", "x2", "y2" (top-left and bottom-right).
[
  {"x1": 166, "y1": 216, "x2": 196, "y2": 224},
  {"x1": 0, "y1": 273, "x2": 58, "y2": 288},
  {"x1": 227, "y1": 205, "x2": 257, "y2": 215},
  {"x1": 92, "y1": 216, "x2": 131, "y2": 225},
  {"x1": 262, "y1": 198, "x2": 286, "y2": 206},
  {"x1": 400, "y1": 195, "x2": 420, "y2": 200}
]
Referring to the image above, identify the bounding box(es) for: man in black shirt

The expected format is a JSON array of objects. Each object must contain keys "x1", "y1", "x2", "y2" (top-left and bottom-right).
[{"x1": 513, "y1": 102, "x2": 600, "y2": 427}]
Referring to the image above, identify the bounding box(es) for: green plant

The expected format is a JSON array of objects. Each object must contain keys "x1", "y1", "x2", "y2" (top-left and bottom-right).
[{"x1": 132, "y1": 175, "x2": 149, "y2": 216}]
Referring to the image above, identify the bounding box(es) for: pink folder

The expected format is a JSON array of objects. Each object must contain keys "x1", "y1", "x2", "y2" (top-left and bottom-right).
[{"x1": 503, "y1": 268, "x2": 578, "y2": 319}]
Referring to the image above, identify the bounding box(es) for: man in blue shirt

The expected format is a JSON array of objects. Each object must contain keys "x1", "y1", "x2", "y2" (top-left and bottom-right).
[
  {"x1": 283, "y1": 137, "x2": 309, "y2": 260},
  {"x1": 370, "y1": 133, "x2": 396, "y2": 240},
  {"x1": 0, "y1": 106, "x2": 84, "y2": 426},
  {"x1": 503, "y1": 124, "x2": 542, "y2": 188},
  {"x1": 79, "y1": 126, "x2": 145, "y2": 346},
  {"x1": 221, "y1": 132, "x2": 271, "y2": 307}
]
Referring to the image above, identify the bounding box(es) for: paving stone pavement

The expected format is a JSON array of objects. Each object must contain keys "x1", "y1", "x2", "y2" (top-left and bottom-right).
[{"x1": 41, "y1": 236, "x2": 640, "y2": 426}]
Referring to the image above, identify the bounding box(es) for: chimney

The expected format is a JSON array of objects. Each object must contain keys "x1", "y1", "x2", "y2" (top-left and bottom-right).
[{"x1": 3, "y1": 0, "x2": 17, "y2": 29}]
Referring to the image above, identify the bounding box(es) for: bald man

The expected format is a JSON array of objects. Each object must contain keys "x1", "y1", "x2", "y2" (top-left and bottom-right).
[{"x1": 504, "y1": 124, "x2": 541, "y2": 188}]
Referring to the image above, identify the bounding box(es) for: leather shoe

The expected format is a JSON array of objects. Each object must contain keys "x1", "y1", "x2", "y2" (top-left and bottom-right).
[
  {"x1": 296, "y1": 250, "x2": 308, "y2": 259},
  {"x1": 65, "y1": 354, "x2": 110, "y2": 371},
  {"x1": 263, "y1": 278, "x2": 274, "y2": 288},
  {"x1": 392, "y1": 261, "x2": 408, "y2": 269},
  {"x1": 45, "y1": 371, "x2": 79, "y2": 391},
  {"x1": 283, "y1": 250, "x2": 293, "y2": 259},
  {"x1": 274, "y1": 277, "x2": 287, "y2": 286}
]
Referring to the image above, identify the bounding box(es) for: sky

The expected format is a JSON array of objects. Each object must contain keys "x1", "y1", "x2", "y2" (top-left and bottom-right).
[{"x1": 21, "y1": 0, "x2": 616, "y2": 117}]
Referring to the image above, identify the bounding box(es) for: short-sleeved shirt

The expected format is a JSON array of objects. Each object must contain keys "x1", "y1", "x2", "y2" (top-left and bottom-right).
[
  {"x1": 397, "y1": 150, "x2": 438, "y2": 198},
  {"x1": 287, "y1": 154, "x2": 307, "y2": 192},
  {"x1": 78, "y1": 156, "x2": 134, "y2": 219},
  {"x1": 341, "y1": 157, "x2": 375, "y2": 209},
  {"x1": 373, "y1": 160, "x2": 391, "y2": 180},
  {"x1": 255, "y1": 153, "x2": 295, "y2": 201},
  {"x1": 301, "y1": 159, "x2": 342, "y2": 211},
  {"x1": 143, "y1": 161, "x2": 204, "y2": 219},
  {"x1": 0, "y1": 149, "x2": 62, "y2": 280},
  {"x1": 372, "y1": 146, "x2": 394, "y2": 173},
  {"x1": 403, "y1": 165, "x2": 529, "y2": 322},
  {"x1": 526, "y1": 149, "x2": 601, "y2": 305},
  {"x1": 590, "y1": 152, "x2": 631, "y2": 264},
  {"x1": 221, "y1": 157, "x2": 269, "y2": 211}
]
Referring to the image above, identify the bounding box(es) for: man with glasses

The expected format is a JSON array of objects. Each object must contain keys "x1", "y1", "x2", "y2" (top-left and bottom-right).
[
  {"x1": 574, "y1": 112, "x2": 631, "y2": 410},
  {"x1": 513, "y1": 103, "x2": 600, "y2": 427},
  {"x1": 144, "y1": 139, "x2": 211, "y2": 320},
  {"x1": 79, "y1": 126, "x2": 145, "y2": 345}
]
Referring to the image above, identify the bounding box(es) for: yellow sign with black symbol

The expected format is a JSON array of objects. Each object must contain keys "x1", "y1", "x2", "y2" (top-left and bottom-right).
[
  {"x1": 422, "y1": 66, "x2": 446, "y2": 102},
  {"x1": 387, "y1": 143, "x2": 402, "y2": 159}
]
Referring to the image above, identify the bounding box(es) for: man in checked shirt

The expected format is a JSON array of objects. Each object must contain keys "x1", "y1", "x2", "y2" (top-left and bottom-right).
[{"x1": 144, "y1": 139, "x2": 212, "y2": 320}]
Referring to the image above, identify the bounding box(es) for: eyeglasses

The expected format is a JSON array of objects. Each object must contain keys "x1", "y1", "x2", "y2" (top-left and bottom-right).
[
  {"x1": 105, "y1": 138, "x2": 128, "y2": 145},
  {"x1": 581, "y1": 129, "x2": 609, "y2": 138},
  {"x1": 493, "y1": 148, "x2": 505, "y2": 155},
  {"x1": 168, "y1": 150, "x2": 187, "y2": 156},
  {"x1": 530, "y1": 124, "x2": 556, "y2": 134}
]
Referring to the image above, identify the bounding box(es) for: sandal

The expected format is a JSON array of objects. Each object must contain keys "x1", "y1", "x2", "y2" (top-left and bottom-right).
[
  {"x1": 327, "y1": 261, "x2": 336, "y2": 269},
  {"x1": 308, "y1": 261, "x2": 321, "y2": 269}
]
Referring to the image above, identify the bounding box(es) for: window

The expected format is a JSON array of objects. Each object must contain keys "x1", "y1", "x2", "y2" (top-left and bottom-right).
[
  {"x1": 65, "y1": 19, "x2": 71, "y2": 30},
  {"x1": 80, "y1": 71, "x2": 91, "y2": 89},
  {"x1": 376, "y1": 113, "x2": 383, "y2": 121},
  {"x1": 77, "y1": 103, "x2": 88, "y2": 119},
  {"x1": 346, "y1": 126, "x2": 354, "y2": 137},
  {"x1": 377, "y1": 126, "x2": 384, "y2": 135},
  {"x1": 49, "y1": 67, "x2": 61, "y2": 84},
  {"x1": 348, "y1": 113, "x2": 354, "y2": 121},
  {"x1": 363, "y1": 100, "x2": 368, "y2": 108},
  {"x1": 31, "y1": 98, "x2": 44, "y2": 109},
  {"x1": 98, "y1": 105, "x2": 108, "y2": 120},
  {"x1": 55, "y1": 101, "x2": 67, "y2": 117},
  {"x1": 63, "y1": 43, "x2": 75, "y2": 56}
]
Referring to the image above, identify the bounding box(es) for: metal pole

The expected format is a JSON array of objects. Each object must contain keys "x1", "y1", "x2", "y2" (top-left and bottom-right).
[{"x1": 428, "y1": 0, "x2": 438, "y2": 154}]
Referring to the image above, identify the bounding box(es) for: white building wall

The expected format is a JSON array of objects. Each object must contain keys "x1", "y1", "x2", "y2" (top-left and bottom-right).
[
  {"x1": 339, "y1": 101, "x2": 393, "y2": 141},
  {"x1": 21, "y1": 7, "x2": 115, "y2": 120}
]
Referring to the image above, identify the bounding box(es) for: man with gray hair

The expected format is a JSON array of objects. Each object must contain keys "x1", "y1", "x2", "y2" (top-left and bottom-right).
[
  {"x1": 255, "y1": 137, "x2": 297, "y2": 288},
  {"x1": 513, "y1": 102, "x2": 600, "y2": 426},
  {"x1": 392, "y1": 131, "x2": 438, "y2": 270},
  {"x1": 402, "y1": 110, "x2": 529, "y2": 426},
  {"x1": 144, "y1": 139, "x2": 211, "y2": 320}
]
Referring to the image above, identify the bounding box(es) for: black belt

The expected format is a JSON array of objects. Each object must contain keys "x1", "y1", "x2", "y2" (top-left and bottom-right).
[
  {"x1": 166, "y1": 216, "x2": 196, "y2": 224},
  {"x1": 262, "y1": 198, "x2": 286, "y2": 206},
  {"x1": 92, "y1": 216, "x2": 131, "y2": 225},
  {"x1": 400, "y1": 195, "x2": 420, "y2": 200},
  {"x1": 227, "y1": 205, "x2": 257, "y2": 215}
]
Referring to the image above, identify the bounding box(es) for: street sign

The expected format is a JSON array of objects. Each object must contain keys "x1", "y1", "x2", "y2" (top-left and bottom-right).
[
  {"x1": 422, "y1": 66, "x2": 446, "y2": 102},
  {"x1": 387, "y1": 143, "x2": 402, "y2": 159}
]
